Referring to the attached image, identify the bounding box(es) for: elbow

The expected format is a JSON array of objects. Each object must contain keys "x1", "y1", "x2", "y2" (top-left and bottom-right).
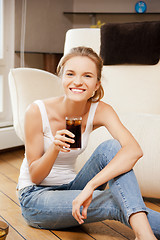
[
  {"x1": 29, "y1": 163, "x2": 43, "y2": 185},
  {"x1": 134, "y1": 146, "x2": 143, "y2": 164},
  {"x1": 30, "y1": 177, "x2": 37, "y2": 185},
  {"x1": 31, "y1": 175, "x2": 42, "y2": 185},
  {"x1": 30, "y1": 175, "x2": 38, "y2": 185},
  {"x1": 137, "y1": 146, "x2": 143, "y2": 159},
  {"x1": 29, "y1": 169, "x2": 42, "y2": 185},
  {"x1": 128, "y1": 143, "x2": 143, "y2": 168},
  {"x1": 139, "y1": 149, "x2": 143, "y2": 159}
]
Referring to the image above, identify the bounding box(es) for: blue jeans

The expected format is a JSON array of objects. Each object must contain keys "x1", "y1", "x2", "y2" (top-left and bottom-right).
[{"x1": 18, "y1": 139, "x2": 160, "y2": 238}]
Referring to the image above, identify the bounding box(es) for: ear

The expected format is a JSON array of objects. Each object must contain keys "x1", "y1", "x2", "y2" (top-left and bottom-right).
[{"x1": 95, "y1": 81, "x2": 101, "y2": 91}]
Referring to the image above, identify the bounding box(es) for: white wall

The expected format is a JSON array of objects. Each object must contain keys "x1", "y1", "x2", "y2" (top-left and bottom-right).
[
  {"x1": 72, "y1": 0, "x2": 160, "y2": 28},
  {"x1": 15, "y1": 0, "x2": 73, "y2": 53},
  {"x1": 15, "y1": 0, "x2": 160, "y2": 55},
  {"x1": 0, "y1": 0, "x2": 23, "y2": 150},
  {"x1": 1, "y1": 0, "x2": 15, "y2": 125},
  {"x1": 73, "y1": 0, "x2": 160, "y2": 13}
]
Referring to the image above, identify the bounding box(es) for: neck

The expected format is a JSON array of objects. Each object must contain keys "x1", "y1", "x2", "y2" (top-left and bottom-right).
[{"x1": 62, "y1": 96, "x2": 90, "y2": 118}]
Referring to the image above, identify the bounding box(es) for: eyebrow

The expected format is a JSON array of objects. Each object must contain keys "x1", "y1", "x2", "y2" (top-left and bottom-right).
[
  {"x1": 84, "y1": 72, "x2": 94, "y2": 75},
  {"x1": 83, "y1": 72, "x2": 97, "y2": 78},
  {"x1": 66, "y1": 70, "x2": 74, "y2": 72},
  {"x1": 65, "y1": 69, "x2": 96, "y2": 77}
]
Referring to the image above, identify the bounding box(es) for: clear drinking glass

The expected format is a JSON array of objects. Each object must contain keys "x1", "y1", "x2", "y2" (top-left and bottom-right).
[{"x1": 66, "y1": 117, "x2": 82, "y2": 149}]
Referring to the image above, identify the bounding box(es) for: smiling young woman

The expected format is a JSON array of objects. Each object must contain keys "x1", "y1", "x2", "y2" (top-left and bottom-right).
[
  {"x1": 57, "y1": 47, "x2": 104, "y2": 103},
  {"x1": 60, "y1": 56, "x2": 100, "y2": 103},
  {"x1": 18, "y1": 47, "x2": 160, "y2": 240}
]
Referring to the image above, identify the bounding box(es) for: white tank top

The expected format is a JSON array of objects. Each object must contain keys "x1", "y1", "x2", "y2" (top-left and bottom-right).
[{"x1": 18, "y1": 100, "x2": 99, "y2": 190}]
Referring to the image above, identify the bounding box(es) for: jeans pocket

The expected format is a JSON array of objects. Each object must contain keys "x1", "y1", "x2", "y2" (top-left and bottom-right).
[{"x1": 18, "y1": 185, "x2": 35, "y2": 204}]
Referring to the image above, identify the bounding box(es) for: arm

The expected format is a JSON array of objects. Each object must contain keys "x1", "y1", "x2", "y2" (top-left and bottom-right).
[
  {"x1": 72, "y1": 102, "x2": 143, "y2": 223},
  {"x1": 24, "y1": 103, "x2": 74, "y2": 185},
  {"x1": 89, "y1": 102, "x2": 143, "y2": 189}
]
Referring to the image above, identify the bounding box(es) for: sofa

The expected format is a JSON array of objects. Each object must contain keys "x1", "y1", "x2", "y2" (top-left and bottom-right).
[{"x1": 9, "y1": 27, "x2": 160, "y2": 198}]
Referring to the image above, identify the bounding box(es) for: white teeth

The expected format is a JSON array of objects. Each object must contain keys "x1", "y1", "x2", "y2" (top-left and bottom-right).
[{"x1": 71, "y1": 88, "x2": 84, "y2": 93}]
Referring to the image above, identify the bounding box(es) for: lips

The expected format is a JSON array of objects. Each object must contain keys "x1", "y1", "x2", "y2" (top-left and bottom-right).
[{"x1": 69, "y1": 88, "x2": 86, "y2": 93}]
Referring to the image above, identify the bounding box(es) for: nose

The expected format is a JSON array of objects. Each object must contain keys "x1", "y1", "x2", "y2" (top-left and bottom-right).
[{"x1": 73, "y1": 76, "x2": 83, "y2": 86}]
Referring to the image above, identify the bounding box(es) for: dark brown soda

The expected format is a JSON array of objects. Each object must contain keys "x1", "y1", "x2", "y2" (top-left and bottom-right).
[{"x1": 66, "y1": 118, "x2": 81, "y2": 148}]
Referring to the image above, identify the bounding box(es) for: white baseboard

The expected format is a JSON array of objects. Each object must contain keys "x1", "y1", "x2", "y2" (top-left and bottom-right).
[{"x1": 0, "y1": 126, "x2": 23, "y2": 150}]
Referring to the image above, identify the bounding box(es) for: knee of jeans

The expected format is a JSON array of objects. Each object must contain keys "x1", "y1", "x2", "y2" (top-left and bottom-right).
[{"x1": 98, "y1": 139, "x2": 121, "y2": 160}]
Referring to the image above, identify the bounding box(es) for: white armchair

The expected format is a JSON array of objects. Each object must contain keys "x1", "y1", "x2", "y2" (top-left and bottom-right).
[
  {"x1": 64, "y1": 28, "x2": 160, "y2": 199},
  {"x1": 8, "y1": 68, "x2": 63, "y2": 142},
  {"x1": 8, "y1": 28, "x2": 160, "y2": 198}
]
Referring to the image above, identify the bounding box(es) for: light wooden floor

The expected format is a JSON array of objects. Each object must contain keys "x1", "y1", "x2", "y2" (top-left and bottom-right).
[{"x1": 0, "y1": 148, "x2": 160, "y2": 240}]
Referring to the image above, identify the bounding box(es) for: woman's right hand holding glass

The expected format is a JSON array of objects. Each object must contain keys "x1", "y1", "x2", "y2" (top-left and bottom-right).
[{"x1": 53, "y1": 129, "x2": 75, "y2": 152}]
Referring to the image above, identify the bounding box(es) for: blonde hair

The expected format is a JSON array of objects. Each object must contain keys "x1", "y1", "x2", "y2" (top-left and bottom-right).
[{"x1": 57, "y1": 46, "x2": 104, "y2": 102}]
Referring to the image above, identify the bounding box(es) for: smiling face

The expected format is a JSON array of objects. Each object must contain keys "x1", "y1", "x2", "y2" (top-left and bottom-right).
[{"x1": 62, "y1": 56, "x2": 100, "y2": 102}]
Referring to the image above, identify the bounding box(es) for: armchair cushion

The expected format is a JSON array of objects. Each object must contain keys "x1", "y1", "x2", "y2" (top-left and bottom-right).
[
  {"x1": 76, "y1": 113, "x2": 160, "y2": 198},
  {"x1": 101, "y1": 62, "x2": 160, "y2": 115},
  {"x1": 122, "y1": 113, "x2": 160, "y2": 198},
  {"x1": 100, "y1": 21, "x2": 160, "y2": 65}
]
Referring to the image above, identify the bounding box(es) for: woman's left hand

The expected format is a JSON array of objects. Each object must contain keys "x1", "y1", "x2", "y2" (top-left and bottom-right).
[{"x1": 72, "y1": 183, "x2": 94, "y2": 224}]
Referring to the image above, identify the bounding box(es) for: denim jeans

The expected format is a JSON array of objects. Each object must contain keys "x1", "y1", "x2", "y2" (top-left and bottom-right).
[{"x1": 18, "y1": 139, "x2": 160, "y2": 238}]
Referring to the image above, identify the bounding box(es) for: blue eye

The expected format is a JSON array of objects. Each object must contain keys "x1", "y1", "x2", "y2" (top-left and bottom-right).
[{"x1": 67, "y1": 73, "x2": 73, "y2": 76}]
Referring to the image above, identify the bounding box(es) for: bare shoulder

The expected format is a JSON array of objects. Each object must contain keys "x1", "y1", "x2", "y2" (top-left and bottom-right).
[
  {"x1": 24, "y1": 102, "x2": 43, "y2": 137},
  {"x1": 93, "y1": 101, "x2": 120, "y2": 129},
  {"x1": 25, "y1": 102, "x2": 41, "y2": 122},
  {"x1": 97, "y1": 101, "x2": 114, "y2": 112},
  {"x1": 24, "y1": 102, "x2": 45, "y2": 159},
  {"x1": 95, "y1": 101, "x2": 118, "y2": 119}
]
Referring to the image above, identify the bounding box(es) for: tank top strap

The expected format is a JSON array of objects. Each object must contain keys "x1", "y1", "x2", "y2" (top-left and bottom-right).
[
  {"x1": 34, "y1": 100, "x2": 50, "y2": 133},
  {"x1": 85, "y1": 102, "x2": 99, "y2": 133}
]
